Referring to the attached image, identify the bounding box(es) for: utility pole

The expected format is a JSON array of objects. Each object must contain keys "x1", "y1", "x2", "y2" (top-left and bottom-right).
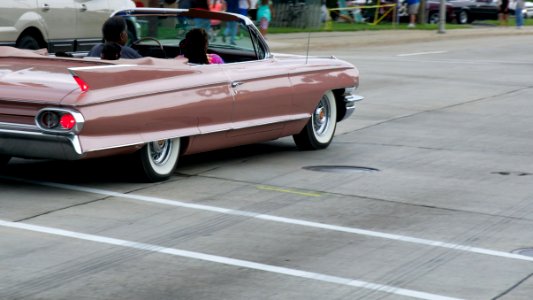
[
  {"x1": 418, "y1": 0, "x2": 426, "y2": 25},
  {"x1": 438, "y1": 0, "x2": 446, "y2": 33}
]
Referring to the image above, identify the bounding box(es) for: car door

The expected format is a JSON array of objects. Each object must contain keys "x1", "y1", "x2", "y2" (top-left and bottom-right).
[
  {"x1": 219, "y1": 24, "x2": 294, "y2": 140},
  {"x1": 470, "y1": 0, "x2": 499, "y2": 20},
  {"x1": 481, "y1": 0, "x2": 499, "y2": 19},
  {"x1": 36, "y1": 0, "x2": 76, "y2": 52},
  {"x1": 222, "y1": 58, "x2": 294, "y2": 139},
  {"x1": 74, "y1": 0, "x2": 110, "y2": 51}
]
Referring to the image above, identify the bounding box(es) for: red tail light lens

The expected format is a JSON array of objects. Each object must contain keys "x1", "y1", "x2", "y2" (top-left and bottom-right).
[
  {"x1": 73, "y1": 76, "x2": 89, "y2": 92},
  {"x1": 60, "y1": 113, "x2": 76, "y2": 130}
]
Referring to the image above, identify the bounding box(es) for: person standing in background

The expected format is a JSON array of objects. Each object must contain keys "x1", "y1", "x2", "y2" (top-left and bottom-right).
[
  {"x1": 191, "y1": 0, "x2": 212, "y2": 32},
  {"x1": 177, "y1": 0, "x2": 193, "y2": 33},
  {"x1": 239, "y1": 0, "x2": 252, "y2": 17},
  {"x1": 256, "y1": 0, "x2": 273, "y2": 37},
  {"x1": 498, "y1": 0, "x2": 510, "y2": 26},
  {"x1": 237, "y1": 0, "x2": 252, "y2": 39},
  {"x1": 407, "y1": 0, "x2": 420, "y2": 28},
  {"x1": 248, "y1": 0, "x2": 258, "y2": 20},
  {"x1": 223, "y1": 0, "x2": 240, "y2": 45},
  {"x1": 336, "y1": 0, "x2": 354, "y2": 23},
  {"x1": 513, "y1": 0, "x2": 524, "y2": 28},
  {"x1": 210, "y1": 0, "x2": 224, "y2": 41}
]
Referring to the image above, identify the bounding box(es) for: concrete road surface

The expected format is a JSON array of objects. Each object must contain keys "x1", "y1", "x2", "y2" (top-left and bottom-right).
[{"x1": 1, "y1": 27, "x2": 532, "y2": 300}]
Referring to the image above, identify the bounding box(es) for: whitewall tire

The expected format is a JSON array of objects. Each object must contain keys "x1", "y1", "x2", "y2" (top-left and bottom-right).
[
  {"x1": 293, "y1": 91, "x2": 337, "y2": 150},
  {"x1": 137, "y1": 138, "x2": 180, "y2": 182}
]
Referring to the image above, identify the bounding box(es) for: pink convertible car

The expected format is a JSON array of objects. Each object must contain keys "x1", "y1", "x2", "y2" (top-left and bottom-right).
[{"x1": 0, "y1": 8, "x2": 363, "y2": 182}]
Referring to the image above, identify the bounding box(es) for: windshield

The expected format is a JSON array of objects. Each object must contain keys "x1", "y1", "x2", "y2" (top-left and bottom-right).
[{"x1": 112, "y1": 9, "x2": 268, "y2": 62}]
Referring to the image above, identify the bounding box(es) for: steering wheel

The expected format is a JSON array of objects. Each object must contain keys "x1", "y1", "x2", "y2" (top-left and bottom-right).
[{"x1": 131, "y1": 37, "x2": 166, "y2": 58}]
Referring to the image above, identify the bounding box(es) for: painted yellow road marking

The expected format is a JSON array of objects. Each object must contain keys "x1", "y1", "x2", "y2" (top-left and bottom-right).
[{"x1": 257, "y1": 185, "x2": 321, "y2": 197}]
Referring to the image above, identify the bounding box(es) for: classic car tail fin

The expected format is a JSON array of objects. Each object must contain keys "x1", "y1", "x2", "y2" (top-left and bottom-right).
[
  {"x1": 67, "y1": 60, "x2": 194, "y2": 92},
  {"x1": 68, "y1": 64, "x2": 138, "y2": 92},
  {"x1": 72, "y1": 75, "x2": 90, "y2": 92}
]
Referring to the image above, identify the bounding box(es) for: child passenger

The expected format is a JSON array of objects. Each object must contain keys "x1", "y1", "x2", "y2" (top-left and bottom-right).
[{"x1": 179, "y1": 28, "x2": 224, "y2": 64}]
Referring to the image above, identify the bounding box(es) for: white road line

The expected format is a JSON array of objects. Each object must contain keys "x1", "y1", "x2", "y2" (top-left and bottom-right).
[
  {"x1": 397, "y1": 51, "x2": 447, "y2": 57},
  {"x1": 4, "y1": 176, "x2": 533, "y2": 263},
  {"x1": 0, "y1": 219, "x2": 463, "y2": 300}
]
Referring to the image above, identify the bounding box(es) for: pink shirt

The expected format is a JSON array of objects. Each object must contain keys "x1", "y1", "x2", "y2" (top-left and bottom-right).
[
  {"x1": 208, "y1": 53, "x2": 224, "y2": 64},
  {"x1": 176, "y1": 53, "x2": 224, "y2": 64}
]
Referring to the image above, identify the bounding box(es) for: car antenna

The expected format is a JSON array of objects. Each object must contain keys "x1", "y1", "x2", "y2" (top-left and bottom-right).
[{"x1": 305, "y1": 31, "x2": 311, "y2": 64}]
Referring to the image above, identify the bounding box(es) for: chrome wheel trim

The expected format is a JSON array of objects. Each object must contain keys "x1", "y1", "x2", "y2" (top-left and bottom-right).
[
  {"x1": 311, "y1": 92, "x2": 336, "y2": 144},
  {"x1": 429, "y1": 13, "x2": 439, "y2": 24},
  {"x1": 313, "y1": 97, "x2": 331, "y2": 136},
  {"x1": 149, "y1": 139, "x2": 172, "y2": 166},
  {"x1": 146, "y1": 138, "x2": 180, "y2": 176},
  {"x1": 459, "y1": 11, "x2": 468, "y2": 24}
]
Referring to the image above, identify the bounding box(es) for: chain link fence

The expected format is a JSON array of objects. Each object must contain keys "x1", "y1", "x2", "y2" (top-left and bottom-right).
[{"x1": 271, "y1": 0, "x2": 323, "y2": 28}]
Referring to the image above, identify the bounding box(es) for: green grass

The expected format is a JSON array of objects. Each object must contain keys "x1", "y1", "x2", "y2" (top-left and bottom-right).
[
  {"x1": 269, "y1": 17, "x2": 532, "y2": 34},
  {"x1": 269, "y1": 22, "x2": 470, "y2": 34},
  {"x1": 473, "y1": 17, "x2": 533, "y2": 26}
]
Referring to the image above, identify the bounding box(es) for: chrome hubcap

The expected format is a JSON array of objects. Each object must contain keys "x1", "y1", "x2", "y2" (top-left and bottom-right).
[
  {"x1": 313, "y1": 97, "x2": 330, "y2": 136},
  {"x1": 149, "y1": 140, "x2": 172, "y2": 165}
]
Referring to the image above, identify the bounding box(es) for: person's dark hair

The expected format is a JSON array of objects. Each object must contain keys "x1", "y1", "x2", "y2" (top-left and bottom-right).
[
  {"x1": 101, "y1": 42, "x2": 122, "y2": 60},
  {"x1": 182, "y1": 28, "x2": 209, "y2": 64},
  {"x1": 191, "y1": 0, "x2": 210, "y2": 10},
  {"x1": 102, "y1": 16, "x2": 127, "y2": 44}
]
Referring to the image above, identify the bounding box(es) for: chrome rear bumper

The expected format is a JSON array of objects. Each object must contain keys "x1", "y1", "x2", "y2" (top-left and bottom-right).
[{"x1": 0, "y1": 122, "x2": 83, "y2": 160}]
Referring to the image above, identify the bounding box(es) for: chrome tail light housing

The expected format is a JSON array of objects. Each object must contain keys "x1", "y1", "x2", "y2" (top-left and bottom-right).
[{"x1": 35, "y1": 108, "x2": 84, "y2": 133}]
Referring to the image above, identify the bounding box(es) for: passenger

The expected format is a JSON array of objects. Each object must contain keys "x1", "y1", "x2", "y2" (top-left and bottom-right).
[
  {"x1": 87, "y1": 16, "x2": 141, "y2": 59},
  {"x1": 179, "y1": 28, "x2": 224, "y2": 64}
]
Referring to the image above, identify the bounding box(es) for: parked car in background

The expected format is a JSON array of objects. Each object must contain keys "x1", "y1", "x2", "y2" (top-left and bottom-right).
[
  {"x1": 445, "y1": 0, "x2": 499, "y2": 24},
  {"x1": 0, "y1": 8, "x2": 363, "y2": 182},
  {"x1": 425, "y1": 0, "x2": 458, "y2": 23},
  {"x1": 399, "y1": 0, "x2": 500, "y2": 24},
  {"x1": 0, "y1": 0, "x2": 135, "y2": 53},
  {"x1": 345, "y1": 0, "x2": 502, "y2": 24}
]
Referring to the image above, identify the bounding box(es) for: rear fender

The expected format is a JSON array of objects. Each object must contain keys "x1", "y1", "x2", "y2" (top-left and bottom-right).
[{"x1": 68, "y1": 59, "x2": 196, "y2": 91}]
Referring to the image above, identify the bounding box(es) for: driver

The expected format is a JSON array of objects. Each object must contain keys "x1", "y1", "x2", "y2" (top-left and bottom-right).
[{"x1": 87, "y1": 16, "x2": 141, "y2": 59}]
